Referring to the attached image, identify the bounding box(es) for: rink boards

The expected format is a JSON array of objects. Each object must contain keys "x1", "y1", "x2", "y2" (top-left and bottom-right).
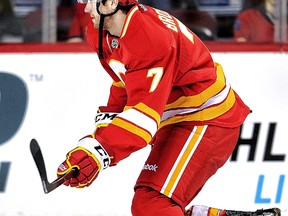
[{"x1": 0, "y1": 43, "x2": 287, "y2": 216}]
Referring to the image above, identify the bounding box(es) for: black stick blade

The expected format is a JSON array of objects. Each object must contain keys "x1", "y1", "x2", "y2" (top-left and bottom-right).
[
  {"x1": 30, "y1": 138, "x2": 48, "y2": 183},
  {"x1": 30, "y1": 138, "x2": 77, "y2": 194}
]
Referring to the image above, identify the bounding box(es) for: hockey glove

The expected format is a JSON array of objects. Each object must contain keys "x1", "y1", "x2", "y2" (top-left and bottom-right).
[
  {"x1": 57, "y1": 135, "x2": 111, "y2": 188},
  {"x1": 94, "y1": 111, "x2": 118, "y2": 129},
  {"x1": 93, "y1": 106, "x2": 119, "y2": 136}
]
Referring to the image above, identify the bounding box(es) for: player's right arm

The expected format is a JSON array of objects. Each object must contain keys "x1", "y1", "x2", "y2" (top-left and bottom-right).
[{"x1": 86, "y1": 20, "x2": 129, "y2": 131}]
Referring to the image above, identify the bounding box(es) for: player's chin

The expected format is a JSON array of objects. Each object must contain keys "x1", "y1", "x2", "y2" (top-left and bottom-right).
[{"x1": 92, "y1": 19, "x2": 99, "y2": 29}]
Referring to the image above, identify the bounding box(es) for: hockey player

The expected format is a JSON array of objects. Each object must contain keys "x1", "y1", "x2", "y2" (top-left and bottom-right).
[{"x1": 56, "y1": 0, "x2": 257, "y2": 215}]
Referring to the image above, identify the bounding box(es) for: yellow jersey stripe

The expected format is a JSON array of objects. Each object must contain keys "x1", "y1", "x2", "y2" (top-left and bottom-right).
[
  {"x1": 117, "y1": 106, "x2": 158, "y2": 138},
  {"x1": 112, "y1": 81, "x2": 125, "y2": 88},
  {"x1": 124, "y1": 105, "x2": 132, "y2": 111},
  {"x1": 159, "y1": 88, "x2": 235, "y2": 129},
  {"x1": 134, "y1": 103, "x2": 161, "y2": 125},
  {"x1": 165, "y1": 63, "x2": 226, "y2": 109},
  {"x1": 161, "y1": 125, "x2": 207, "y2": 197},
  {"x1": 112, "y1": 117, "x2": 152, "y2": 143}
]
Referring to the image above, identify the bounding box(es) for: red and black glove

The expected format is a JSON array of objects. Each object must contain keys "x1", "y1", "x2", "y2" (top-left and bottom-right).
[{"x1": 57, "y1": 135, "x2": 111, "y2": 188}]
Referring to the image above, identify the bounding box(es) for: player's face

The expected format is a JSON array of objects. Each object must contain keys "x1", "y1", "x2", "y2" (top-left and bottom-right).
[
  {"x1": 84, "y1": 1, "x2": 100, "y2": 29},
  {"x1": 83, "y1": 0, "x2": 114, "y2": 30}
]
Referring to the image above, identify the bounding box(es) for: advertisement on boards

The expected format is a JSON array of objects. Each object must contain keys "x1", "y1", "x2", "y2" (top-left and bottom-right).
[{"x1": 0, "y1": 51, "x2": 287, "y2": 216}]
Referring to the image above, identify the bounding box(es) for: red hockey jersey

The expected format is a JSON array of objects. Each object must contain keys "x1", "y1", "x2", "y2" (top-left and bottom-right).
[{"x1": 86, "y1": 4, "x2": 250, "y2": 165}]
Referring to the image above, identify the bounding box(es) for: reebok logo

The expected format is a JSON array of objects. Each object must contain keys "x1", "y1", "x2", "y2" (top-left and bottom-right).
[{"x1": 143, "y1": 163, "x2": 158, "y2": 172}]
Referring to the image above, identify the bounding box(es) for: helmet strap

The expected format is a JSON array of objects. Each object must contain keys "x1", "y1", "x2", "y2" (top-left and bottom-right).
[
  {"x1": 98, "y1": 14, "x2": 105, "y2": 59},
  {"x1": 96, "y1": 2, "x2": 121, "y2": 59}
]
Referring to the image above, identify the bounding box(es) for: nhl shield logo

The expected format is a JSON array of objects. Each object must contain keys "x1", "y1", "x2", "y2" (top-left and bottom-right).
[{"x1": 111, "y1": 39, "x2": 119, "y2": 49}]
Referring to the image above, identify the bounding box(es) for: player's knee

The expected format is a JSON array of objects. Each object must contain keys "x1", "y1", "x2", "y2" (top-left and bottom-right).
[
  {"x1": 131, "y1": 187, "x2": 145, "y2": 216},
  {"x1": 131, "y1": 186, "x2": 183, "y2": 216},
  {"x1": 132, "y1": 187, "x2": 158, "y2": 215}
]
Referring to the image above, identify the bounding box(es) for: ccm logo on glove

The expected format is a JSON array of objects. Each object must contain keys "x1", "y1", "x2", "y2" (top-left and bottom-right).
[
  {"x1": 94, "y1": 145, "x2": 110, "y2": 169},
  {"x1": 95, "y1": 112, "x2": 118, "y2": 125},
  {"x1": 79, "y1": 136, "x2": 111, "y2": 170}
]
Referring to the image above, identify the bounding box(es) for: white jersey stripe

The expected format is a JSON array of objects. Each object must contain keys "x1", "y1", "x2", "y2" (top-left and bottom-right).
[
  {"x1": 118, "y1": 108, "x2": 158, "y2": 137},
  {"x1": 162, "y1": 84, "x2": 231, "y2": 121}
]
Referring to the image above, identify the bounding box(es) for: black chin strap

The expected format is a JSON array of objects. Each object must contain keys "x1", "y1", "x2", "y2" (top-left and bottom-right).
[
  {"x1": 96, "y1": 2, "x2": 121, "y2": 59},
  {"x1": 98, "y1": 14, "x2": 105, "y2": 59}
]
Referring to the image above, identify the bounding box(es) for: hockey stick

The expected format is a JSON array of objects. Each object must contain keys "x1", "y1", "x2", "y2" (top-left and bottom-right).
[
  {"x1": 226, "y1": 208, "x2": 281, "y2": 216},
  {"x1": 30, "y1": 138, "x2": 77, "y2": 194}
]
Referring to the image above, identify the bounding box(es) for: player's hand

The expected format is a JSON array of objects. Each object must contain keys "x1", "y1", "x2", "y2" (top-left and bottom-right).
[{"x1": 57, "y1": 135, "x2": 111, "y2": 188}]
